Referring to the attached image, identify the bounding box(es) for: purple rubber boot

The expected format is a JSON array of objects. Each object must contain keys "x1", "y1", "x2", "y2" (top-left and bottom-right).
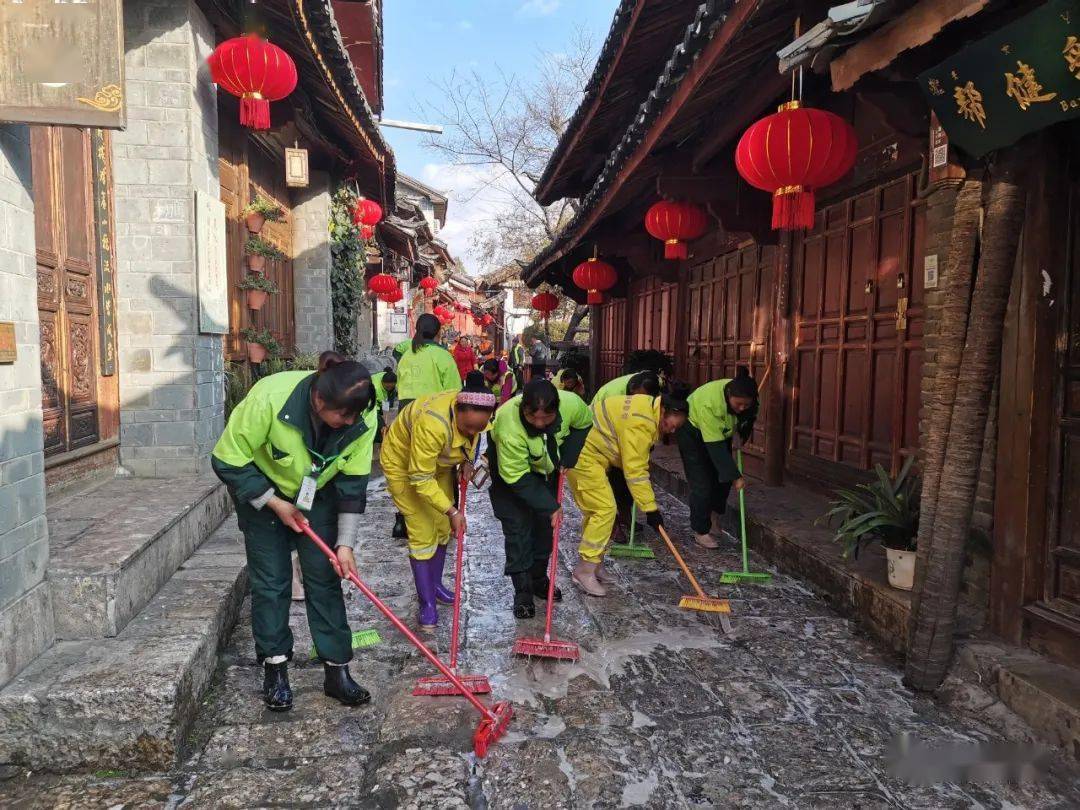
[
  {"x1": 409, "y1": 556, "x2": 438, "y2": 630},
  {"x1": 432, "y1": 544, "x2": 456, "y2": 605}
]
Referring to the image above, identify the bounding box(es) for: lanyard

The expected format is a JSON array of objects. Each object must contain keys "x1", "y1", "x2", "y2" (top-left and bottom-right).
[{"x1": 307, "y1": 448, "x2": 340, "y2": 478}]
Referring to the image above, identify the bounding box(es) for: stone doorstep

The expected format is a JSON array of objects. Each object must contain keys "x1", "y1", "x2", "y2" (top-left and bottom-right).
[
  {"x1": 0, "y1": 520, "x2": 248, "y2": 773},
  {"x1": 648, "y1": 444, "x2": 911, "y2": 655},
  {"x1": 47, "y1": 476, "x2": 232, "y2": 639}
]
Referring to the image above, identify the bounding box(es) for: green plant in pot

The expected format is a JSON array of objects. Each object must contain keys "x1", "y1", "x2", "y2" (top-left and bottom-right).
[
  {"x1": 239, "y1": 326, "x2": 282, "y2": 364},
  {"x1": 244, "y1": 236, "x2": 285, "y2": 272},
  {"x1": 238, "y1": 274, "x2": 279, "y2": 311},
  {"x1": 820, "y1": 456, "x2": 920, "y2": 591},
  {"x1": 243, "y1": 196, "x2": 285, "y2": 234}
]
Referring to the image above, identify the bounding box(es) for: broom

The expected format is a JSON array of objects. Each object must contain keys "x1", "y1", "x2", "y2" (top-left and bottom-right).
[
  {"x1": 718, "y1": 449, "x2": 772, "y2": 585},
  {"x1": 608, "y1": 504, "x2": 656, "y2": 560},
  {"x1": 655, "y1": 525, "x2": 731, "y2": 613},
  {"x1": 300, "y1": 523, "x2": 513, "y2": 757},
  {"x1": 413, "y1": 476, "x2": 492, "y2": 696},
  {"x1": 512, "y1": 472, "x2": 580, "y2": 661}
]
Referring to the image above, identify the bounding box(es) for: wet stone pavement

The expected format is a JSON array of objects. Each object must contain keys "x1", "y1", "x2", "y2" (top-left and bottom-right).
[{"x1": 5, "y1": 465, "x2": 1080, "y2": 809}]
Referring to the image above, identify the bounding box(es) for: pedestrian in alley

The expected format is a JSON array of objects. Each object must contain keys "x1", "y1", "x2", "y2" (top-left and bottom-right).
[
  {"x1": 510, "y1": 333, "x2": 526, "y2": 389},
  {"x1": 380, "y1": 373, "x2": 497, "y2": 630},
  {"x1": 211, "y1": 351, "x2": 377, "y2": 713},
  {"x1": 676, "y1": 366, "x2": 759, "y2": 548},
  {"x1": 529, "y1": 336, "x2": 551, "y2": 380},
  {"x1": 370, "y1": 366, "x2": 397, "y2": 439},
  {"x1": 567, "y1": 391, "x2": 689, "y2": 596},
  {"x1": 477, "y1": 333, "x2": 495, "y2": 363},
  {"x1": 388, "y1": 313, "x2": 461, "y2": 540},
  {"x1": 481, "y1": 357, "x2": 518, "y2": 404},
  {"x1": 487, "y1": 379, "x2": 593, "y2": 617},
  {"x1": 553, "y1": 367, "x2": 586, "y2": 397},
  {"x1": 452, "y1": 334, "x2": 477, "y2": 380}
]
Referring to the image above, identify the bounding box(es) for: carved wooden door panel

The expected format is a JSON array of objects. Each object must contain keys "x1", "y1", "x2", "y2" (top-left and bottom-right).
[{"x1": 32, "y1": 126, "x2": 101, "y2": 457}]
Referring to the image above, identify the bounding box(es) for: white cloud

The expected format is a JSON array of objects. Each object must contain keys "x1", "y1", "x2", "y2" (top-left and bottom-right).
[
  {"x1": 517, "y1": 0, "x2": 561, "y2": 17},
  {"x1": 456, "y1": 19, "x2": 473, "y2": 30}
]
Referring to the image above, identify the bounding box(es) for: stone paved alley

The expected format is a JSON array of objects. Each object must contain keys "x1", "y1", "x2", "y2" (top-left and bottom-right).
[{"x1": 3, "y1": 465, "x2": 1080, "y2": 809}]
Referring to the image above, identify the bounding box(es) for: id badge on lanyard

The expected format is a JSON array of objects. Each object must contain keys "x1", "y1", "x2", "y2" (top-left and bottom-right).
[{"x1": 296, "y1": 471, "x2": 317, "y2": 511}]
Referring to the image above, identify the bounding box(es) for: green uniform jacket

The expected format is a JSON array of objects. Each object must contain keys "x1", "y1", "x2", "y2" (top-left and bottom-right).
[
  {"x1": 687, "y1": 378, "x2": 757, "y2": 483},
  {"x1": 211, "y1": 371, "x2": 376, "y2": 513},
  {"x1": 488, "y1": 389, "x2": 592, "y2": 514},
  {"x1": 392, "y1": 339, "x2": 459, "y2": 401},
  {"x1": 591, "y1": 372, "x2": 635, "y2": 406},
  {"x1": 371, "y1": 371, "x2": 397, "y2": 409},
  {"x1": 510, "y1": 343, "x2": 525, "y2": 368}
]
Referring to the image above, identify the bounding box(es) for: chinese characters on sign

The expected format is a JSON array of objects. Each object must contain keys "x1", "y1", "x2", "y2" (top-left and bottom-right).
[
  {"x1": 919, "y1": 0, "x2": 1080, "y2": 157},
  {"x1": 90, "y1": 129, "x2": 116, "y2": 376}
]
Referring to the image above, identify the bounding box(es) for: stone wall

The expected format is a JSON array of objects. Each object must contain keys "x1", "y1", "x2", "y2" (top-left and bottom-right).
[
  {"x1": 0, "y1": 124, "x2": 54, "y2": 689},
  {"x1": 113, "y1": 0, "x2": 224, "y2": 477},
  {"x1": 292, "y1": 172, "x2": 334, "y2": 356}
]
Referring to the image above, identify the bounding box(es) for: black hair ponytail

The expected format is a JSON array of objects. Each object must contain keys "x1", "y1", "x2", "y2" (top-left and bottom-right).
[
  {"x1": 726, "y1": 365, "x2": 758, "y2": 400},
  {"x1": 413, "y1": 313, "x2": 441, "y2": 354},
  {"x1": 521, "y1": 379, "x2": 559, "y2": 414},
  {"x1": 381, "y1": 365, "x2": 397, "y2": 384},
  {"x1": 313, "y1": 351, "x2": 375, "y2": 413},
  {"x1": 627, "y1": 370, "x2": 661, "y2": 397}
]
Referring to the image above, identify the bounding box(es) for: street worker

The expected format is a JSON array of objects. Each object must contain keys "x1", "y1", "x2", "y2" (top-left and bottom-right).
[
  {"x1": 452, "y1": 335, "x2": 477, "y2": 380},
  {"x1": 211, "y1": 351, "x2": 377, "y2": 713},
  {"x1": 477, "y1": 335, "x2": 495, "y2": 363},
  {"x1": 591, "y1": 369, "x2": 662, "y2": 406},
  {"x1": 487, "y1": 379, "x2": 593, "y2": 618},
  {"x1": 553, "y1": 367, "x2": 586, "y2": 398},
  {"x1": 370, "y1": 367, "x2": 397, "y2": 439},
  {"x1": 567, "y1": 391, "x2": 689, "y2": 595},
  {"x1": 481, "y1": 357, "x2": 518, "y2": 404},
  {"x1": 389, "y1": 313, "x2": 460, "y2": 540},
  {"x1": 380, "y1": 373, "x2": 497, "y2": 630},
  {"x1": 509, "y1": 334, "x2": 527, "y2": 389},
  {"x1": 676, "y1": 366, "x2": 759, "y2": 548},
  {"x1": 530, "y1": 336, "x2": 551, "y2": 381}
]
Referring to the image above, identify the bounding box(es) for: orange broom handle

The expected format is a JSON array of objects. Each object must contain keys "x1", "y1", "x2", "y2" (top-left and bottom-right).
[{"x1": 656, "y1": 525, "x2": 708, "y2": 599}]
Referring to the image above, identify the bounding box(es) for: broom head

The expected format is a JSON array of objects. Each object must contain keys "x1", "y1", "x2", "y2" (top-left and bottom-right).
[
  {"x1": 512, "y1": 636, "x2": 580, "y2": 661},
  {"x1": 718, "y1": 570, "x2": 772, "y2": 585},
  {"x1": 473, "y1": 700, "x2": 514, "y2": 758},
  {"x1": 309, "y1": 628, "x2": 381, "y2": 659},
  {"x1": 608, "y1": 544, "x2": 656, "y2": 560},
  {"x1": 678, "y1": 594, "x2": 731, "y2": 613},
  {"x1": 412, "y1": 673, "x2": 492, "y2": 696}
]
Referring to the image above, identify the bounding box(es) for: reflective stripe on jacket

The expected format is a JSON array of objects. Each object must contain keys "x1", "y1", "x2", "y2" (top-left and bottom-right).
[{"x1": 583, "y1": 394, "x2": 661, "y2": 513}]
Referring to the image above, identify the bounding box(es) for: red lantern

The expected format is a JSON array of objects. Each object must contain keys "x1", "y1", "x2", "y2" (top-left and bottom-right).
[
  {"x1": 353, "y1": 198, "x2": 383, "y2": 227},
  {"x1": 572, "y1": 257, "x2": 618, "y2": 305},
  {"x1": 480, "y1": 314, "x2": 494, "y2": 327},
  {"x1": 735, "y1": 101, "x2": 857, "y2": 231},
  {"x1": 531, "y1": 291, "x2": 560, "y2": 330},
  {"x1": 418, "y1": 275, "x2": 438, "y2": 297},
  {"x1": 367, "y1": 273, "x2": 398, "y2": 298},
  {"x1": 359, "y1": 224, "x2": 375, "y2": 240},
  {"x1": 380, "y1": 287, "x2": 404, "y2": 305},
  {"x1": 644, "y1": 201, "x2": 709, "y2": 260},
  {"x1": 208, "y1": 35, "x2": 298, "y2": 130}
]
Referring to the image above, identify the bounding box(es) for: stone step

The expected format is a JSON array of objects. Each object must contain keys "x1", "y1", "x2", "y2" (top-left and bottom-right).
[
  {"x1": 47, "y1": 475, "x2": 231, "y2": 639},
  {"x1": 0, "y1": 519, "x2": 248, "y2": 773}
]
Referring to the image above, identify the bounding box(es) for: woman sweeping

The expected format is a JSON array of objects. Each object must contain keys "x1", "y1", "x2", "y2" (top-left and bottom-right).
[
  {"x1": 211, "y1": 351, "x2": 376, "y2": 712},
  {"x1": 567, "y1": 391, "x2": 689, "y2": 595},
  {"x1": 488, "y1": 379, "x2": 593, "y2": 618},
  {"x1": 675, "y1": 367, "x2": 759, "y2": 548},
  {"x1": 370, "y1": 367, "x2": 397, "y2": 439},
  {"x1": 591, "y1": 370, "x2": 662, "y2": 405},
  {"x1": 380, "y1": 373, "x2": 497, "y2": 630},
  {"x1": 389, "y1": 313, "x2": 461, "y2": 539}
]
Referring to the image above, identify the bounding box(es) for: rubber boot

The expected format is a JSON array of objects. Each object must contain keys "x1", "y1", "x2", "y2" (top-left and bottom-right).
[
  {"x1": 392, "y1": 512, "x2": 409, "y2": 540},
  {"x1": 263, "y1": 662, "x2": 293, "y2": 712},
  {"x1": 323, "y1": 663, "x2": 371, "y2": 706},
  {"x1": 529, "y1": 557, "x2": 562, "y2": 602},
  {"x1": 510, "y1": 572, "x2": 535, "y2": 619},
  {"x1": 572, "y1": 560, "x2": 607, "y2": 597},
  {"x1": 432, "y1": 544, "x2": 456, "y2": 605},
  {"x1": 595, "y1": 560, "x2": 612, "y2": 583},
  {"x1": 694, "y1": 532, "x2": 719, "y2": 549},
  {"x1": 409, "y1": 556, "x2": 438, "y2": 630},
  {"x1": 290, "y1": 554, "x2": 305, "y2": 601}
]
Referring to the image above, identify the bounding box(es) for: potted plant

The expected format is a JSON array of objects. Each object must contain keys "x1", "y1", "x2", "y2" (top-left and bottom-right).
[
  {"x1": 243, "y1": 196, "x2": 285, "y2": 234},
  {"x1": 244, "y1": 236, "x2": 285, "y2": 272},
  {"x1": 239, "y1": 326, "x2": 281, "y2": 364},
  {"x1": 821, "y1": 456, "x2": 920, "y2": 590},
  {"x1": 237, "y1": 274, "x2": 279, "y2": 311}
]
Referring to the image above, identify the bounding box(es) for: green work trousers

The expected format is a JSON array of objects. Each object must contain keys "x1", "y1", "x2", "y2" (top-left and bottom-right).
[
  {"x1": 675, "y1": 422, "x2": 734, "y2": 535},
  {"x1": 235, "y1": 489, "x2": 353, "y2": 665},
  {"x1": 489, "y1": 474, "x2": 556, "y2": 575}
]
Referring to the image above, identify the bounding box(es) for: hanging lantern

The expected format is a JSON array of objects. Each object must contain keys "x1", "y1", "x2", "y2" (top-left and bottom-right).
[
  {"x1": 644, "y1": 201, "x2": 709, "y2": 260},
  {"x1": 531, "y1": 291, "x2": 560, "y2": 330},
  {"x1": 418, "y1": 275, "x2": 439, "y2": 297},
  {"x1": 208, "y1": 35, "x2": 298, "y2": 130},
  {"x1": 572, "y1": 256, "x2": 618, "y2": 305},
  {"x1": 359, "y1": 224, "x2": 375, "y2": 241},
  {"x1": 735, "y1": 101, "x2": 857, "y2": 231},
  {"x1": 380, "y1": 287, "x2": 404, "y2": 305},
  {"x1": 353, "y1": 198, "x2": 383, "y2": 227},
  {"x1": 480, "y1": 313, "x2": 494, "y2": 327},
  {"x1": 367, "y1": 273, "x2": 398, "y2": 298}
]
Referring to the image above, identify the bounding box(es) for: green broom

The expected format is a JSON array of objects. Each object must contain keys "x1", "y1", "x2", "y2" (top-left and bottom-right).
[
  {"x1": 718, "y1": 450, "x2": 771, "y2": 585},
  {"x1": 608, "y1": 504, "x2": 656, "y2": 560},
  {"x1": 309, "y1": 628, "x2": 381, "y2": 659}
]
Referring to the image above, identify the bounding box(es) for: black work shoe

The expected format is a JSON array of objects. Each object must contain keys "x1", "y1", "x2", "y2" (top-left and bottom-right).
[
  {"x1": 510, "y1": 572, "x2": 535, "y2": 619},
  {"x1": 263, "y1": 662, "x2": 293, "y2": 712},
  {"x1": 392, "y1": 512, "x2": 409, "y2": 540},
  {"x1": 323, "y1": 664, "x2": 371, "y2": 707},
  {"x1": 530, "y1": 560, "x2": 562, "y2": 602}
]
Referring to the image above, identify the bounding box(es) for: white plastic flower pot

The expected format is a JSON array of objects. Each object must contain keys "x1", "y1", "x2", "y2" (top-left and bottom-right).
[{"x1": 885, "y1": 547, "x2": 916, "y2": 591}]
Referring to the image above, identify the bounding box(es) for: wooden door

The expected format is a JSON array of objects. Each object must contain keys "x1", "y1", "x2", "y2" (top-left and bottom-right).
[
  {"x1": 789, "y1": 174, "x2": 925, "y2": 482},
  {"x1": 597, "y1": 297, "x2": 627, "y2": 385},
  {"x1": 32, "y1": 127, "x2": 101, "y2": 457},
  {"x1": 628, "y1": 276, "x2": 678, "y2": 357}
]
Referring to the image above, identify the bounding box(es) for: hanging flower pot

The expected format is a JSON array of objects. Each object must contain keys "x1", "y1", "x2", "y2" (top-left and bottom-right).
[
  {"x1": 572, "y1": 256, "x2": 617, "y2": 304},
  {"x1": 243, "y1": 197, "x2": 285, "y2": 235},
  {"x1": 245, "y1": 235, "x2": 285, "y2": 273},
  {"x1": 247, "y1": 289, "x2": 268, "y2": 310},
  {"x1": 208, "y1": 35, "x2": 298, "y2": 130},
  {"x1": 644, "y1": 200, "x2": 709, "y2": 260},
  {"x1": 238, "y1": 274, "x2": 279, "y2": 311},
  {"x1": 246, "y1": 341, "x2": 268, "y2": 363},
  {"x1": 240, "y1": 327, "x2": 281, "y2": 365}
]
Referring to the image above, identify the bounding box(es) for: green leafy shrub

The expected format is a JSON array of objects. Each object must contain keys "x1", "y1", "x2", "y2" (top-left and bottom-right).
[
  {"x1": 820, "y1": 457, "x2": 920, "y2": 560},
  {"x1": 244, "y1": 236, "x2": 286, "y2": 260},
  {"x1": 237, "y1": 274, "x2": 279, "y2": 293},
  {"x1": 244, "y1": 196, "x2": 285, "y2": 221},
  {"x1": 240, "y1": 327, "x2": 282, "y2": 357},
  {"x1": 329, "y1": 186, "x2": 366, "y2": 356}
]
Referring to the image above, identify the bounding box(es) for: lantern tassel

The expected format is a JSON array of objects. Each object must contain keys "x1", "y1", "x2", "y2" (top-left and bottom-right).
[
  {"x1": 240, "y1": 95, "x2": 271, "y2": 130},
  {"x1": 664, "y1": 239, "x2": 688, "y2": 260},
  {"x1": 772, "y1": 186, "x2": 815, "y2": 231}
]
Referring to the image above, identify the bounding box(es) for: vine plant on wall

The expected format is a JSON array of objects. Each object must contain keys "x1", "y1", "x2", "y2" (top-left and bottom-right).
[{"x1": 329, "y1": 185, "x2": 367, "y2": 356}]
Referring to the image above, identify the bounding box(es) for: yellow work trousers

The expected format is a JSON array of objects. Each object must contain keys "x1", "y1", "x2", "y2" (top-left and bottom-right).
[
  {"x1": 387, "y1": 470, "x2": 454, "y2": 560},
  {"x1": 566, "y1": 453, "x2": 617, "y2": 564}
]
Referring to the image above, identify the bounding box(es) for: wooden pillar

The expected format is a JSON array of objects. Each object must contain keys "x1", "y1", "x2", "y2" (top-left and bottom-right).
[
  {"x1": 588, "y1": 303, "x2": 601, "y2": 393},
  {"x1": 764, "y1": 234, "x2": 793, "y2": 486},
  {"x1": 673, "y1": 267, "x2": 690, "y2": 382}
]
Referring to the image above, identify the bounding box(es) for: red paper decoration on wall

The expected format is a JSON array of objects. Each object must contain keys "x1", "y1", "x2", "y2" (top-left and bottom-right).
[
  {"x1": 644, "y1": 200, "x2": 709, "y2": 260},
  {"x1": 208, "y1": 35, "x2": 298, "y2": 130},
  {"x1": 572, "y1": 257, "x2": 617, "y2": 305}
]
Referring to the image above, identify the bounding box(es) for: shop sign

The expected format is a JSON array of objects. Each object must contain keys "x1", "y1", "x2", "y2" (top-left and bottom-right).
[
  {"x1": 0, "y1": 0, "x2": 125, "y2": 128},
  {"x1": 0, "y1": 322, "x2": 15, "y2": 364},
  {"x1": 919, "y1": 0, "x2": 1080, "y2": 157}
]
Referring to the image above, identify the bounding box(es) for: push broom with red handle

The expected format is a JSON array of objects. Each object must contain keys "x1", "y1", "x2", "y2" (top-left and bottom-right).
[
  {"x1": 512, "y1": 472, "x2": 580, "y2": 661},
  {"x1": 300, "y1": 523, "x2": 512, "y2": 757},
  {"x1": 413, "y1": 475, "x2": 491, "y2": 696}
]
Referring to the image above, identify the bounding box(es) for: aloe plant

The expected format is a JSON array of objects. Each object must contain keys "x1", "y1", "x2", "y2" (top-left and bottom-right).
[{"x1": 821, "y1": 456, "x2": 920, "y2": 560}]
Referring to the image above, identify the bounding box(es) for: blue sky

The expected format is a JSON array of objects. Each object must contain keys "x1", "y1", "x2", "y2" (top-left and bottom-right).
[{"x1": 380, "y1": 0, "x2": 620, "y2": 272}]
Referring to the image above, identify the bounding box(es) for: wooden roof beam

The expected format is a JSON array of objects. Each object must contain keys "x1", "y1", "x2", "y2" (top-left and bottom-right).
[{"x1": 691, "y1": 70, "x2": 788, "y2": 173}]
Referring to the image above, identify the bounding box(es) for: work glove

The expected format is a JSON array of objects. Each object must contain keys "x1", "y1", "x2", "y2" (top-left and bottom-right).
[{"x1": 645, "y1": 510, "x2": 665, "y2": 531}]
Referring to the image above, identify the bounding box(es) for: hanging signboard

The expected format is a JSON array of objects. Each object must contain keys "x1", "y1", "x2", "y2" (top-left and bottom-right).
[
  {"x1": 0, "y1": 0, "x2": 126, "y2": 128},
  {"x1": 919, "y1": 0, "x2": 1080, "y2": 157}
]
